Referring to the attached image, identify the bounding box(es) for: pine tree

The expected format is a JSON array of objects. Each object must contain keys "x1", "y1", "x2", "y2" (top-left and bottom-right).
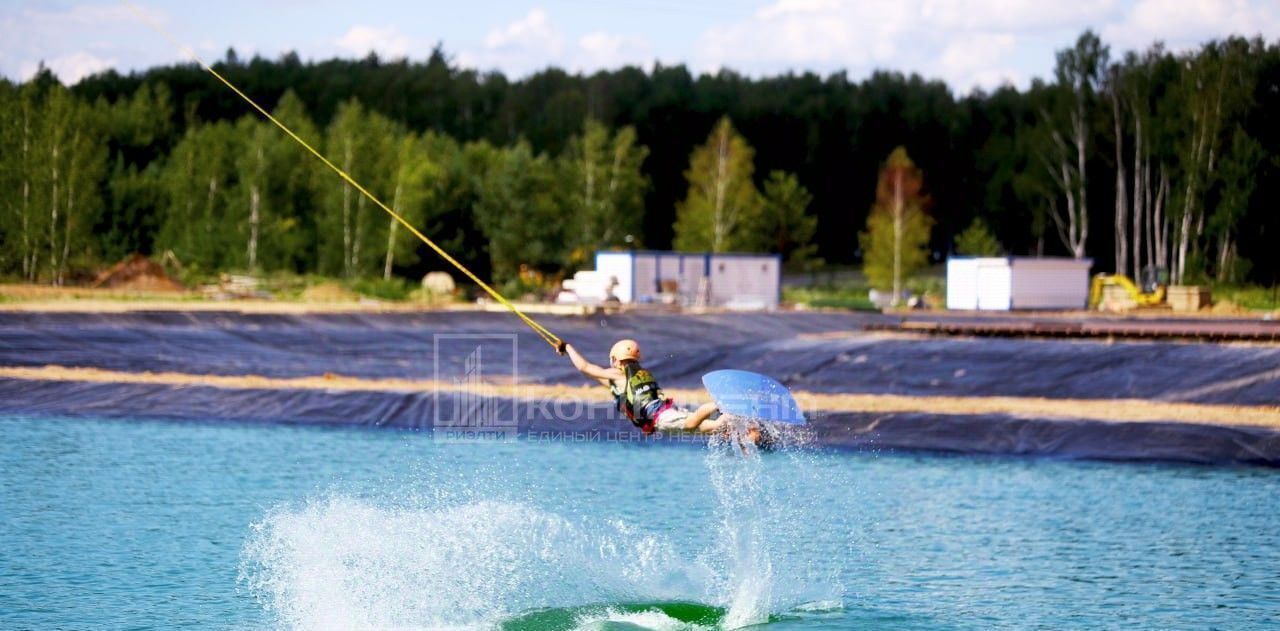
[
  {"x1": 754, "y1": 170, "x2": 819, "y2": 266},
  {"x1": 859, "y1": 147, "x2": 933, "y2": 305},
  {"x1": 673, "y1": 116, "x2": 761, "y2": 252},
  {"x1": 955, "y1": 217, "x2": 1004, "y2": 256}
]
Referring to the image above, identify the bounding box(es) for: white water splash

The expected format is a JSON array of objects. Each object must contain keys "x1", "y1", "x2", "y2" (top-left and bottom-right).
[
  {"x1": 241, "y1": 429, "x2": 847, "y2": 630},
  {"x1": 703, "y1": 420, "x2": 847, "y2": 628},
  {"x1": 241, "y1": 497, "x2": 706, "y2": 629},
  {"x1": 572, "y1": 608, "x2": 712, "y2": 631},
  {"x1": 704, "y1": 425, "x2": 774, "y2": 628}
]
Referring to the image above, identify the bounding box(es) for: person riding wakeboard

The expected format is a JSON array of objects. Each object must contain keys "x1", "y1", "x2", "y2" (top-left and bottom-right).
[{"x1": 560, "y1": 339, "x2": 722, "y2": 435}]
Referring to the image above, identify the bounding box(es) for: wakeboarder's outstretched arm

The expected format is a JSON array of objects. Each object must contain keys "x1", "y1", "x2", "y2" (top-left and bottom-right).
[{"x1": 563, "y1": 343, "x2": 622, "y2": 386}]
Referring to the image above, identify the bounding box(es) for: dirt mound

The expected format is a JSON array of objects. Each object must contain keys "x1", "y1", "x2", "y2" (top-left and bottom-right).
[
  {"x1": 92, "y1": 254, "x2": 184, "y2": 292},
  {"x1": 1211, "y1": 299, "x2": 1249, "y2": 316},
  {"x1": 300, "y1": 282, "x2": 359, "y2": 302}
]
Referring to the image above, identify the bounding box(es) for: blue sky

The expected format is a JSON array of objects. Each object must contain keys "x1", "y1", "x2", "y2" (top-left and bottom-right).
[{"x1": 4, "y1": 0, "x2": 1279, "y2": 93}]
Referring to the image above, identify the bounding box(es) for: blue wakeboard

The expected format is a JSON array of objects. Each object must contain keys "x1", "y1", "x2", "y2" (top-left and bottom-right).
[{"x1": 701, "y1": 369, "x2": 806, "y2": 425}]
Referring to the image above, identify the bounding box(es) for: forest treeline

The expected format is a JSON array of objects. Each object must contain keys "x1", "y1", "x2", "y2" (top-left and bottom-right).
[{"x1": 2, "y1": 31, "x2": 1278, "y2": 287}]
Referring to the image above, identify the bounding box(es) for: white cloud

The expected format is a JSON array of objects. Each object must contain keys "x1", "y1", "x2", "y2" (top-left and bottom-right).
[
  {"x1": 939, "y1": 33, "x2": 1022, "y2": 91},
  {"x1": 698, "y1": 0, "x2": 913, "y2": 74},
  {"x1": 460, "y1": 8, "x2": 650, "y2": 76},
  {"x1": 19, "y1": 52, "x2": 116, "y2": 84},
  {"x1": 1103, "y1": 0, "x2": 1280, "y2": 52},
  {"x1": 577, "y1": 32, "x2": 652, "y2": 71},
  {"x1": 1, "y1": 3, "x2": 168, "y2": 83},
  {"x1": 335, "y1": 25, "x2": 415, "y2": 59},
  {"x1": 7, "y1": 0, "x2": 1280, "y2": 92},
  {"x1": 690, "y1": 0, "x2": 1280, "y2": 92},
  {"x1": 919, "y1": 0, "x2": 1118, "y2": 31},
  {"x1": 483, "y1": 8, "x2": 562, "y2": 54},
  {"x1": 696, "y1": 0, "x2": 1043, "y2": 86},
  {"x1": 458, "y1": 8, "x2": 565, "y2": 75}
]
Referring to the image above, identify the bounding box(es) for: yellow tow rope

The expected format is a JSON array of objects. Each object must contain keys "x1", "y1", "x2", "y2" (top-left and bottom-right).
[{"x1": 124, "y1": 2, "x2": 563, "y2": 351}]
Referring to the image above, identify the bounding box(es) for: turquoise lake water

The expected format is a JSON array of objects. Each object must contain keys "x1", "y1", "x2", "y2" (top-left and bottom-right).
[{"x1": 2, "y1": 415, "x2": 1278, "y2": 630}]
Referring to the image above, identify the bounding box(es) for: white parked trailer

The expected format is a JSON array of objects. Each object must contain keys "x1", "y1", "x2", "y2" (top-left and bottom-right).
[
  {"x1": 947, "y1": 257, "x2": 1093, "y2": 310},
  {"x1": 593, "y1": 250, "x2": 781, "y2": 310}
]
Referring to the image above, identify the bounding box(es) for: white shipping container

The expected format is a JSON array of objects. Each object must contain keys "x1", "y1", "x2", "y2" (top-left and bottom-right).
[{"x1": 947, "y1": 257, "x2": 1092, "y2": 310}]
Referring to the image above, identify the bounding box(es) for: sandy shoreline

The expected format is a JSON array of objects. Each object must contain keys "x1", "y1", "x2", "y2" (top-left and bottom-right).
[{"x1": 3, "y1": 364, "x2": 1276, "y2": 429}]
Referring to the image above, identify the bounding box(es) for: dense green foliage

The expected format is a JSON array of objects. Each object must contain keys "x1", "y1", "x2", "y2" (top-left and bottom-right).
[{"x1": 2, "y1": 33, "x2": 1279, "y2": 288}]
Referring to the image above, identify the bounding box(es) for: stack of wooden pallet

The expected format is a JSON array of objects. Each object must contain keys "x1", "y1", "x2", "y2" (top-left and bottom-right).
[{"x1": 1167, "y1": 285, "x2": 1212, "y2": 312}]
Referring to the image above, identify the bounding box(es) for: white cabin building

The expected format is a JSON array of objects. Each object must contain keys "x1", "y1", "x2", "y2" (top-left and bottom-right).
[
  {"x1": 573, "y1": 250, "x2": 781, "y2": 310},
  {"x1": 946, "y1": 257, "x2": 1093, "y2": 310}
]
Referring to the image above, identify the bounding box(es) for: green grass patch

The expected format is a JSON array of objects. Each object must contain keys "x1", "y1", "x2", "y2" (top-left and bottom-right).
[
  {"x1": 1211, "y1": 284, "x2": 1280, "y2": 311},
  {"x1": 785, "y1": 273, "x2": 945, "y2": 311},
  {"x1": 348, "y1": 277, "x2": 416, "y2": 301},
  {"x1": 784, "y1": 284, "x2": 877, "y2": 310}
]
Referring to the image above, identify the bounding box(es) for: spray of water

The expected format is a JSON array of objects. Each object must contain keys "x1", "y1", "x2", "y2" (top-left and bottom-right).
[
  {"x1": 701, "y1": 418, "x2": 843, "y2": 628},
  {"x1": 241, "y1": 495, "x2": 709, "y2": 629},
  {"x1": 241, "y1": 425, "x2": 847, "y2": 630}
]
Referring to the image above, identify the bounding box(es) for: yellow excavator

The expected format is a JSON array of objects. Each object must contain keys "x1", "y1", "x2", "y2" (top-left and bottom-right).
[{"x1": 1089, "y1": 266, "x2": 1167, "y2": 310}]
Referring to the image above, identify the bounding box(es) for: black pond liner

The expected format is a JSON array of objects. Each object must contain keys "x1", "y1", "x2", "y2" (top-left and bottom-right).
[
  {"x1": 2, "y1": 379, "x2": 1277, "y2": 467},
  {"x1": 2, "y1": 311, "x2": 1278, "y2": 403},
  {"x1": 1, "y1": 310, "x2": 1277, "y2": 466}
]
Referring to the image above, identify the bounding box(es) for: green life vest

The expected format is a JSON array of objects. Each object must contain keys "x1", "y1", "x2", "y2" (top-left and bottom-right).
[{"x1": 610, "y1": 361, "x2": 664, "y2": 425}]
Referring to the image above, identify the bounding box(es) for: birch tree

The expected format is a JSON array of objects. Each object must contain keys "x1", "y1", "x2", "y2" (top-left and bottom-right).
[
  {"x1": 382, "y1": 132, "x2": 439, "y2": 280},
  {"x1": 22, "y1": 84, "x2": 108, "y2": 285},
  {"x1": 8, "y1": 78, "x2": 50, "y2": 281},
  {"x1": 236, "y1": 117, "x2": 269, "y2": 270},
  {"x1": 1169, "y1": 37, "x2": 1258, "y2": 283},
  {"x1": 319, "y1": 99, "x2": 396, "y2": 277},
  {"x1": 673, "y1": 116, "x2": 762, "y2": 252},
  {"x1": 1107, "y1": 64, "x2": 1129, "y2": 275},
  {"x1": 156, "y1": 121, "x2": 240, "y2": 270},
  {"x1": 1036, "y1": 31, "x2": 1108, "y2": 260},
  {"x1": 265, "y1": 91, "x2": 321, "y2": 272},
  {"x1": 1209, "y1": 127, "x2": 1262, "y2": 282},
  {"x1": 562, "y1": 118, "x2": 649, "y2": 264},
  {"x1": 228, "y1": 91, "x2": 320, "y2": 273},
  {"x1": 1110, "y1": 45, "x2": 1178, "y2": 280},
  {"x1": 859, "y1": 147, "x2": 933, "y2": 305},
  {"x1": 0, "y1": 81, "x2": 18, "y2": 274}
]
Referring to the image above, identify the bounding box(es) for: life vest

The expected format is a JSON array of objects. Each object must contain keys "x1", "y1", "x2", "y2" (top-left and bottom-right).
[{"x1": 610, "y1": 361, "x2": 665, "y2": 431}]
